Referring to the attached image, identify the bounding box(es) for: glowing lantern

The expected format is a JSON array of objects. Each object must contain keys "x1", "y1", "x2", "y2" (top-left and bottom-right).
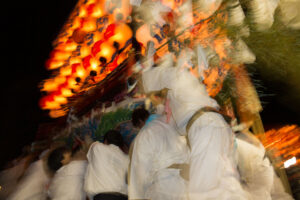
[
  {"x1": 61, "y1": 87, "x2": 73, "y2": 97},
  {"x1": 54, "y1": 76, "x2": 67, "y2": 85},
  {"x1": 81, "y1": 17, "x2": 97, "y2": 32},
  {"x1": 39, "y1": 94, "x2": 61, "y2": 110},
  {"x1": 69, "y1": 57, "x2": 82, "y2": 65},
  {"x1": 96, "y1": 42, "x2": 116, "y2": 64},
  {"x1": 90, "y1": 58, "x2": 100, "y2": 70},
  {"x1": 50, "y1": 50, "x2": 71, "y2": 60},
  {"x1": 109, "y1": 23, "x2": 132, "y2": 48},
  {"x1": 49, "y1": 109, "x2": 67, "y2": 118},
  {"x1": 79, "y1": 6, "x2": 87, "y2": 18},
  {"x1": 92, "y1": 40, "x2": 104, "y2": 56},
  {"x1": 46, "y1": 59, "x2": 65, "y2": 70},
  {"x1": 80, "y1": 45, "x2": 91, "y2": 58},
  {"x1": 66, "y1": 76, "x2": 80, "y2": 90},
  {"x1": 87, "y1": 3, "x2": 103, "y2": 18},
  {"x1": 60, "y1": 66, "x2": 72, "y2": 76},
  {"x1": 42, "y1": 80, "x2": 58, "y2": 92},
  {"x1": 65, "y1": 40, "x2": 78, "y2": 51}
]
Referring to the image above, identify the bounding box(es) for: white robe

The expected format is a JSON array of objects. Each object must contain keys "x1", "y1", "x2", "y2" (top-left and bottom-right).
[
  {"x1": 7, "y1": 160, "x2": 49, "y2": 200},
  {"x1": 84, "y1": 142, "x2": 129, "y2": 199},
  {"x1": 236, "y1": 138, "x2": 273, "y2": 200},
  {"x1": 48, "y1": 160, "x2": 87, "y2": 200},
  {"x1": 236, "y1": 132, "x2": 294, "y2": 200},
  {"x1": 129, "y1": 116, "x2": 189, "y2": 200},
  {"x1": 142, "y1": 55, "x2": 248, "y2": 200}
]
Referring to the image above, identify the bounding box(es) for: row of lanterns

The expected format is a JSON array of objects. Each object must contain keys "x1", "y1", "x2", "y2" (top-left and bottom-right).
[{"x1": 39, "y1": 0, "x2": 133, "y2": 118}]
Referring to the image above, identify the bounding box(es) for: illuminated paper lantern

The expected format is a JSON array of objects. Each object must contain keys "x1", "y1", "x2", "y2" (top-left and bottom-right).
[
  {"x1": 96, "y1": 42, "x2": 116, "y2": 64},
  {"x1": 81, "y1": 17, "x2": 97, "y2": 32},
  {"x1": 45, "y1": 59, "x2": 65, "y2": 70},
  {"x1": 108, "y1": 23, "x2": 132, "y2": 48}
]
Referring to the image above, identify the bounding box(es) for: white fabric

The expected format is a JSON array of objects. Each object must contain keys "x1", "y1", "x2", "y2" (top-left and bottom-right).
[
  {"x1": 271, "y1": 173, "x2": 294, "y2": 200},
  {"x1": 129, "y1": 116, "x2": 189, "y2": 200},
  {"x1": 8, "y1": 160, "x2": 49, "y2": 200},
  {"x1": 48, "y1": 160, "x2": 87, "y2": 200},
  {"x1": 84, "y1": 142, "x2": 129, "y2": 198},
  {"x1": 142, "y1": 54, "x2": 219, "y2": 135},
  {"x1": 236, "y1": 132, "x2": 294, "y2": 200},
  {"x1": 236, "y1": 138, "x2": 273, "y2": 200},
  {"x1": 142, "y1": 54, "x2": 248, "y2": 200},
  {"x1": 187, "y1": 113, "x2": 249, "y2": 200}
]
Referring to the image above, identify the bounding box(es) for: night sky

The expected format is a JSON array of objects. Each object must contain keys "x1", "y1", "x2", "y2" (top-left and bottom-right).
[{"x1": 0, "y1": 0, "x2": 299, "y2": 169}]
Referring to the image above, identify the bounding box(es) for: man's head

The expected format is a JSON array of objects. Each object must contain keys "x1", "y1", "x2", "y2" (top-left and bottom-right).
[
  {"x1": 47, "y1": 147, "x2": 71, "y2": 173},
  {"x1": 103, "y1": 130, "x2": 124, "y2": 149},
  {"x1": 132, "y1": 107, "x2": 150, "y2": 128}
]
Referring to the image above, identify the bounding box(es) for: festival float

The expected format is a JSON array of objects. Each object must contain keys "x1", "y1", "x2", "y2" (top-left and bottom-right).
[{"x1": 37, "y1": 0, "x2": 300, "y2": 195}]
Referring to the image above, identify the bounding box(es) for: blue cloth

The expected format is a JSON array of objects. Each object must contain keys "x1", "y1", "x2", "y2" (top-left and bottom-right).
[{"x1": 145, "y1": 114, "x2": 159, "y2": 125}]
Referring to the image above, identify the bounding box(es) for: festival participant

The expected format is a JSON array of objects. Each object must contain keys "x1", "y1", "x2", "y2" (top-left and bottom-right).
[
  {"x1": 129, "y1": 105, "x2": 190, "y2": 200},
  {"x1": 48, "y1": 147, "x2": 88, "y2": 200},
  {"x1": 8, "y1": 146, "x2": 71, "y2": 200},
  {"x1": 233, "y1": 121, "x2": 294, "y2": 200},
  {"x1": 141, "y1": 52, "x2": 249, "y2": 200},
  {"x1": 84, "y1": 130, "x2": 129, "y2": 200}
]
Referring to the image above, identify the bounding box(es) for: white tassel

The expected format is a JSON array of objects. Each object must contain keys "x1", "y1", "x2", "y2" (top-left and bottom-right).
[
  {"x1": 231, "y1": 39, "x2": 256, "y2": 64},
  {"x1": 227, "y1": 0, "x2": 245, "y2": 27}
]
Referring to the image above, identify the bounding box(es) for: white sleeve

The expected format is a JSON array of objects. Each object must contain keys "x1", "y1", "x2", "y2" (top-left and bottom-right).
[
  {"x1": 142, "y1": 54, "x2": 175, "y2": 93},
  {"x1": 128, "y1": 128, "x2": 158, "y2": 199}
]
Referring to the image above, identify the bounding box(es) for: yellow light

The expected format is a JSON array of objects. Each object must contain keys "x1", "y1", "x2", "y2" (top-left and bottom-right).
[
  {"x1": 42, "y1": 81, "x2": 57, "y2": 92},
  {"x1": 80, "y1": 45, "x2": 91, "y2": 58},
  {"x1": 60, "y1": 66, "x2": 72, "y2": 76},
  {"x1": 65, "y1": 42, "x2": 77, "y2": 51},
  {"x1": 54, "y1": 76, "x2": 66, "y2": 85},
  {"x1": 76, "y1": 68, "x2": 86, "y2": 77},
  {"x1": 54, "y1": 95, "x2": 68, "y2": 104},
  {"x1": 69, "y1": 57, "x2": 82, "y2": 65},
  {"x1": 45, "y1": 101, "x2": 61, "y2": 110},
  {"x1": 61, "y1": 88, "x2": 73, "y2": 97}
]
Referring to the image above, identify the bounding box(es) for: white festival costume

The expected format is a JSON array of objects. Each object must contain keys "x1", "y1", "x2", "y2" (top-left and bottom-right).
[
  {"x1": 48, "y1": 160, "x2": 87, "y2": 200},
  {"x1": 8, "y1": 160, "x2": 50, "y2": 200},
  {"x1": 84, "y1": 142, "x2": 129, "y2": 198},
  {"x1": 142, "y1": 54, "x2": 249, "y2": 200},
  {"x1": 236, "y1": 132, "x2": 294, "y2": 200},
  {"x1": 129, "y1": 116, "x2": 189, "y2": 200}
]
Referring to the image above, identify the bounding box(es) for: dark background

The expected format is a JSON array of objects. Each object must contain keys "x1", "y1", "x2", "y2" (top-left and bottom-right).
[{"x1": 0, "y1": 0, "x2": 299, "y2": 169}]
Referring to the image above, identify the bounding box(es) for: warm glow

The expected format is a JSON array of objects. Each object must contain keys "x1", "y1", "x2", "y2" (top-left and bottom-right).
[
  {"x1": 81, "y1": 17, "x2": 97, "y2": 32},
  {"x1": 90, "y1": 58, "x2": 99, "y2": 70},
  {"x1": 98, "y1": 42, "x2": 115, "y2": 59},
  {"x1": 284, "y1": 157, "x2": 297, "y2": 168},
  {"x1": 42, "y1": 81, "x2": 57, "y2": 92},
  {"x1": 80, "y1": 45, "x2": 91, "y2": 58},
  {"x1": 76, "y1": 67, "x2": 86, "y2": 78},
  {"x1": 44, "y1": 101, "x2": 61, "y2": 110},
  {"x1": 47, "y1": 60, "x2": 65, "y2": 70},
  {"x1": 60, "y1": 66, "x2": 72, "y2": 76},
  {"x1": 54, "y1": 95, "x2": 68, "y2": 104},
  {"x1": 54, "y1": 76, "x2": 66, "y2": 85},
  {"x1": 65, "y1": 41, "x2": 78, "y2": 51},
  {"x1": 258, "y1": 125, "x2": 300, "y2": 167},
  {"x1": 49, "y1": 109, "x2": 67, "y2": 118},
  {"x1": 69, "y1": 57, "x2": 82, "y2": 65},
  {"x1": 61, "y1": 88, "x2": 73, "y2": 97}
]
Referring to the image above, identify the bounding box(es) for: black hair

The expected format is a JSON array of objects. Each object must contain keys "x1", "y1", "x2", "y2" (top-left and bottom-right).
[
  {"x1": 132, "y1": 107, "x2": 150, "y2": 127},
  {"x1": 103, "y1": 130, "x2": 125, "y2": 149},
  {"x1": 47, "y1": 147, "x2": 70, "y2": 173}
]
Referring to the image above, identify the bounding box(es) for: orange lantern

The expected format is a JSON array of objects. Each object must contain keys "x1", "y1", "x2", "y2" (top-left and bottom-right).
[
  {"x1": 96, "y1": 42, "x2": 116, "y2": 64},
  {"x1": 45, "y1": 59, "x2": 65, "y2": 70},
  {"x1": 65, "y1": 40, "x2": 78, "y2": 51},
  {"x1": 49, "y1": 109, "x2": 67, "y2": 118},
  {"x1": 60, "y1": 66, "x2": 72, "y2": 76},
  {"x1": 108, "y1": 23, "x2": 132, "y2": 48},
  {"x1": 86, "y1": 3, "x2": 104, "y2": 18},
  {"x1": 42, "y1": 79, "x2": 58, "y2": 92},
  {"x1": 80, "y1": 45, "x2": 91, "y2": 58},
  {"x1": 81, "y1": 17, "x2": 97, "y2": 32}
]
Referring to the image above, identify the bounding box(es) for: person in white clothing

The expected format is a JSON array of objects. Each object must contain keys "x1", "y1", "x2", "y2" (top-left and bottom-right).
[
  {"x1": 129, "y1": 106, "x2": 190, "y2": 200},
  {"x1": 8, "y1": 146, "x2": 72, "y2": 200},
  {"x1": 141, "y1": 52, "x2": 249, "y2": 200},
  {"x1": 48, "y1": 147, "x2": 88, "y2": 200},
  {"x1": 233, "y1": 121, "x2": 294, "y2": 200},
  {"x1": 84, "y1": 130, "x2": 129, "y2": 200}
]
